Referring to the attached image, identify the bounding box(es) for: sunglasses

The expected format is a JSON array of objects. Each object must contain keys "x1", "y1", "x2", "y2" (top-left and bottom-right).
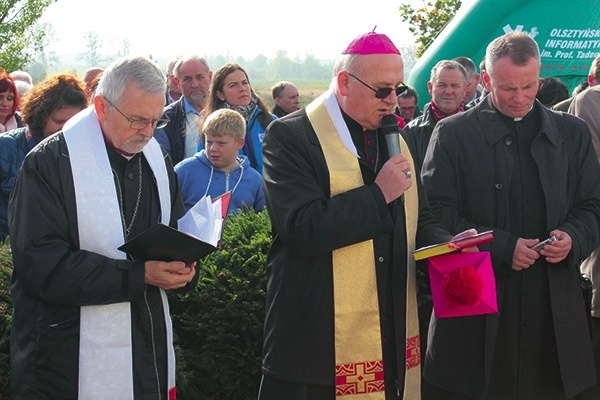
[{"x1": 348, "y1": 72, "x2": 408, "y2": 99}]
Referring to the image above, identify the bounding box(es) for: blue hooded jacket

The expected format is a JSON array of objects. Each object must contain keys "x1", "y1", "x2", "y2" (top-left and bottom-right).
[{"x1": 174, "y1": 150, "x2": 265, "y2": 213}]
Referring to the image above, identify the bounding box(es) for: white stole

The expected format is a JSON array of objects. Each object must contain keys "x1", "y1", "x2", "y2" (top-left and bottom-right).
[{"x1": 63, "y1": 106, "x2": 175, "y2": 399}]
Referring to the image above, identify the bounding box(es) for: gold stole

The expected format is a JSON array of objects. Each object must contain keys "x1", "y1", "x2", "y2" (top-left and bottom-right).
[{"x1": 307, "y1": 96, "x2": 421, "y2": 399}]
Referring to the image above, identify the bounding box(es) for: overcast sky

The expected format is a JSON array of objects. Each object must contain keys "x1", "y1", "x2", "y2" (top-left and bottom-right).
[{"x1": 39, "y1": 0, "x2": 424, "y2": 61}]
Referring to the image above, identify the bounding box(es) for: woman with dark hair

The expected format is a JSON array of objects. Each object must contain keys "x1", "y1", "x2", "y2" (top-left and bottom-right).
[
  {"x1": 0, "y1": 69, "x2": 22, "y2": 133},
  {"x1": 0, "y1": 73, "x2": 88, "y2": 240},
  {"x1": 202, "y1": 63, "x2": 275, "y2": 173}
]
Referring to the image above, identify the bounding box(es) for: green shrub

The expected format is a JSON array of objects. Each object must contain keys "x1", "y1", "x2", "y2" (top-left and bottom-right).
[
  {"x1": 170, "y1": 208, "x2": 271, "y2": 400},
  {"x1": 0, "y1": 209, "x2": 437, "y2": 399}
]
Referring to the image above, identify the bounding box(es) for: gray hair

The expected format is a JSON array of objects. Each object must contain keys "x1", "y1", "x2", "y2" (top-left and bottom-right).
[
  {"x1": 166, "y1": 56, "x2": 181, "y2": 75},
  {"x1": 333, "y1": 54, "x2": 362, "y2": 76},
  {"x1": 485, "y1": 31, "x2": 541, "y2": 74},
  {"x1": 14, "y1": 80, "x2": 32, "y2": 97},
  {"x1": 330, "y1": 54, "x2": 362, "y2": 90},
  {"x1": 430, "y1": 60, "x2": 467, "y2": 84},
  {"x1": 173, "y1": 55, "x2": 211, "y2": 78},
  {"x1": 95, "y1": 56, "x2": 165, "y2": 103},
  {"x1": 453, "y1": 56, "x2": 478, "y2": 78},
  {"x1": 10, "y1": 70, "x2": 33, "y2": 85},
  {"x1": 590, "y1": 54, "x2": 600, "y2": 82},
  {"x1": 271, "y1": 81, "x2": 296, "y2": 100}
]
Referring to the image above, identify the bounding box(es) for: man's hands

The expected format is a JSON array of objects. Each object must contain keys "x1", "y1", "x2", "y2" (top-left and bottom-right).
[
  {"x1": 512, "y1": 230, "x2": 571, "y2": 271},
  {"x1": 375, "y1": 153, "x2": 413, "y2": 204},
  {"x1": 451, "y1": 228, "x2": 480, "y2": 253},
  {"x1": 144, "y1": 260, "x2": 197, "y2": 290}
]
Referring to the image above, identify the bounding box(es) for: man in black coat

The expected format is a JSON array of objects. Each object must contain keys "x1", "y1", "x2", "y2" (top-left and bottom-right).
[
  {"x1": 9, "y1": 56, "x2": 198, "y2": 399},
  {"x1": 421, "y1": 31, "x2": 600, "y2": 400},
  {"x1": 258, "y1": 30, "x2": 460, "y2": 400},
  {"x1": 404, "y1": 60, "x2": 467, "y2": 169}
]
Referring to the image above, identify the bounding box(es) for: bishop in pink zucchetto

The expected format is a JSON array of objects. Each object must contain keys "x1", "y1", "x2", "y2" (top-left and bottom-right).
[{"x1": 342, "y1": 28, "x2": 401, "y2": 55}]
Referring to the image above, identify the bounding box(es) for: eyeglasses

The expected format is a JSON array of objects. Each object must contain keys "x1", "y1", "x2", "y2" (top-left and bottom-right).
[
  {"x1": 105, "y1": 98, "x2": 169, "y2": 130},
  {"x1": 348, "y1": 72, "x2": 408, "y2": 99}
]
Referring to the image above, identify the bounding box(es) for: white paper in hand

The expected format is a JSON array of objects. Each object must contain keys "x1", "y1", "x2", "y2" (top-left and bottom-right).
[{"x1": 177, "y1": 195, "x2": 224, "y2": 247}]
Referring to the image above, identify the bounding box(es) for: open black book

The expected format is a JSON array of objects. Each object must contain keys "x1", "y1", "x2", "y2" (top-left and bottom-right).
[
  {"x1": 118, "y1": 223, "x2": 218, "y2": 264},
  {"x1": 118, "y1": 192, "x2": 231, "y2": 264}
]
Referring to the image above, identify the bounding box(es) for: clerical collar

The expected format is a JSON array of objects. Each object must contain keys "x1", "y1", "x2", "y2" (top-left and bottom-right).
[
  {"x1": 340, "y1": 109, "x2": 365, "y2": 136},
  {"x1": 340, "y1": 109, "x2": 383, "y2": 172},
  {"x1": 498, "y1": 102, "x2": 539, "y2": 133},
  {"x1": 102, "y1": 132, "x2": 136, "y2": 159},
  {"x1": 498, "y1": 103, "x2": 535, "y2": 122}
]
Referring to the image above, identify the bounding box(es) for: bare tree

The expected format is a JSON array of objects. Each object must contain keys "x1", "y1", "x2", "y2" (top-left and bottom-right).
[
  {"x1": 28, "y1": 22, "x2": 58, "y2": 67},
  {"x1": 79, "y1": 31, "x2": 107, "y2": 67}
]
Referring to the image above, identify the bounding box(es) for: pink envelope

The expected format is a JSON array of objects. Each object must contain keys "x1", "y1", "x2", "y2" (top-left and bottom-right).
[{"x1": 428, "y1": 251, "x2": 498, "y2": 318}]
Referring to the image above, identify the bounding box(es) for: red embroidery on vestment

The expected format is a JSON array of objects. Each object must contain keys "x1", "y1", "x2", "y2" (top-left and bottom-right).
[
  {"x1": 406, "y1": 335, "x2": 421, "y2": 370},
  {"x1": 335, "y1": 360, "x2": 385, "y2": 396}
]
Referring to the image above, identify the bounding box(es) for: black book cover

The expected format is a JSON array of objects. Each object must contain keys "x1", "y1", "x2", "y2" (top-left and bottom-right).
[{"x1": 118, "y1": 223, "x2": 217, "y2": 264}]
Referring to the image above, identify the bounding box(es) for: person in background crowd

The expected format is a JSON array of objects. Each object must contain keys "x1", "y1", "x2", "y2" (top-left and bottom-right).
[
  {"x1": 154, "y1": 55, "x2": 213, "y2": 165},
  {"x1": 421, "y1": 31, "x2": 600, "y2": 400},
  {"x1": 14, "y1": 80, "x2": 32, "y2": 108},
  {"x1": 175, "y1": 108, "x2": 265, "y2": 213},
  {"x1": 553, "y1": 54, "x2": 600, "y2": 112},
  {"x1": 271, "y1": 81, "x2": 300, "y2": 117},
  {"x1": 87, "y1": 73, "x2": 102, "y2": 101},
  {"x1": 9, "y1": 70, "x2": 33, "y2": 85},
  {"x1": 0, "y1": 73, "x2": 88, "y2": 242},
  {"x1": 0, "y1": 70, "x2": 22, "y2": 133},
  {"x1": 165, "y1": 56, "x2": 183, "y2": 105},
  {"x1": 453, "y1": 56, "x2": 481, "y2": 109},
  {"x1": 202, "y1": 63, "x2": 275, "y2": 174},
  {"x1": 536, "y1": 76, "x2": 569, "y2": 108},
  {"x1": 403, "y1": 59, "x2": 467, "y2": 168},
  {"x1": 568, "y1": 85, "x2": 600, "y2": 400},
  {"x1": 82, "y1": 67, "x2": 104, "y2": 100},
  {"x1": 8, "y1": 56, "x2": 198, "y2": 400},
  {"x1": 394, "y1": 85, "x2": 421, "y2": 123},
  {"x1": 258, "y1": 30, "x2": 465, "y2": 400}
]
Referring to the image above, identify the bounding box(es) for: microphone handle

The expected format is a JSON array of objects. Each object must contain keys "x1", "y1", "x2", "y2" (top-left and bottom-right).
[
  {"x1": 385, "y1": 133, "x2": 401, "y2": 157},
  {"x1": 383, "y1": 132, "x2": 405, "y2": 204}
]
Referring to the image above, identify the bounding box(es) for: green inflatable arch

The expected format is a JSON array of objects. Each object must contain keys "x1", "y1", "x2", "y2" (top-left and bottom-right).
[{"x1": 407, "y1": 0, "x2": 600, "y2": 109}]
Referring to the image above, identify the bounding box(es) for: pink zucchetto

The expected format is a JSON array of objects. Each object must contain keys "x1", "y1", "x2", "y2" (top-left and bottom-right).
[{"x1": 342, "y1": 28, "x2": 401, "y2": 55}]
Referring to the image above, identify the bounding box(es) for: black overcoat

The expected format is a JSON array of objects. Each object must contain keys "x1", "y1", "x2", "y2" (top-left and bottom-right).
[
  {"x1": 421, "y1": 96, "x2": 600, "y2": 398},
  {"x1": 261, "y1": 107, "x2": 451, "y2": 386}
]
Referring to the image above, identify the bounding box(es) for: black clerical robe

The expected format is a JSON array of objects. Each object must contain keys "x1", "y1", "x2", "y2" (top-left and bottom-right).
[
  {"x1": 260, "y1": 105, "x2": 450, "y2": 396},
  {"x1": 421, "y1": 96, "x2": 600, "y2": 399},
  {"x1": 8, "y1": 133, "x2": 192, "y2": 399}
]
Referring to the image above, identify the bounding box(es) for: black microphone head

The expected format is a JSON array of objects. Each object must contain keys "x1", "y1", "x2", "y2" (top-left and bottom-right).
[{"x1": 381, "y1": 114, "x2": 399, "y2": 136}]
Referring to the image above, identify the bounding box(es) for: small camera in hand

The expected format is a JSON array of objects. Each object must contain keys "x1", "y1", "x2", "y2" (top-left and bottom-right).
[{"x1": 531, "y1": 235, "x2": 557, "y2": 252}]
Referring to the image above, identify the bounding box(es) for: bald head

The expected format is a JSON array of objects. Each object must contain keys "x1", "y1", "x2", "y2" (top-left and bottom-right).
[{"x1": 83, "y1": 67, "x2": 104, "y2": 97}]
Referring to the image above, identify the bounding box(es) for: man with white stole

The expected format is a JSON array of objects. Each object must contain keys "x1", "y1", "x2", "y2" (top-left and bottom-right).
[
  {"x1": 258, "y1": 31, "x2": 457, "y2": 400},
  {"x1": 9, "y1": 56, "x2": 197, "y2": 400}
]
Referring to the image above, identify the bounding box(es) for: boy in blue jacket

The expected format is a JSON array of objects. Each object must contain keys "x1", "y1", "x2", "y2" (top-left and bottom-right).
[{"x1": 175, "y1": 109, "x2": 265, "y2": 213}]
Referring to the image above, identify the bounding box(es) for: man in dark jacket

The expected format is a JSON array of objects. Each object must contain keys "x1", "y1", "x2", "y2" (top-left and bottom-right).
[
  {"x1": 270, "y1": 81, "x2": 300, "y2": 117},
  {"x1": 421, "y1": 31, "x2": 600, "y2": 400},
  {"x1": 404, "y1": 59, "x2": 466, "y2": 168},
  {"x1": 154, "y1": 55, "x2": 212, "y2": 165},
  {"x1": 9, "y1": 56, "x2": 198, "y2": 400},
  {"x1": 258, "y1": 30, "x2": 458, "y2": 400}
]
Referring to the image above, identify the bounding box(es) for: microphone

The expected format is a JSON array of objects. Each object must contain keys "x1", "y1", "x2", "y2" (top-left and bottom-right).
[
  {"x1": 380, "y1": 114, "x2": 404, "y2": 203},
  {"x1": 381, "y1": 114, "x2": 401, "y2": 157}
]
